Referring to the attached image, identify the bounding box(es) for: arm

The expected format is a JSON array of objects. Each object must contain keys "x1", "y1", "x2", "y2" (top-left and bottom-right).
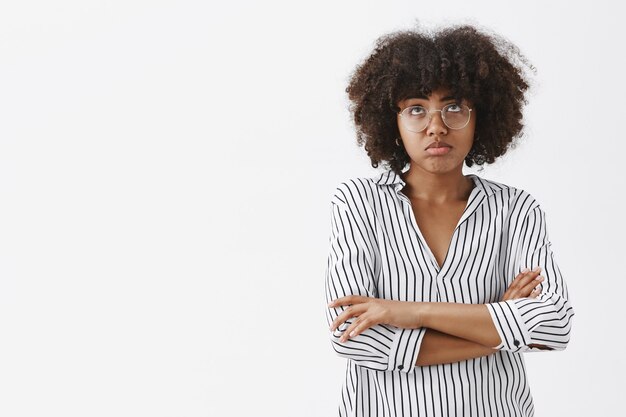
[
  {"x1": 326, "y1": 197, "x2": 426, "y2": 373},
  {"x1": 412, "y1": 265, "x2": 547, "y2": 365},
  {"x1": 417, "y1": 302, "x2": 502, "y2": 347},
  {"x1": 413, "y1": 266, "x2": 551, "y2": 362},
  {"x1": 414, "y1": 206, "x2": 575, "y2": 353},
  {"x1": 483, "y1": 205, "x2": 575, "y2": 352},
  {"x1": 415, "y1": 329, "x2": 498, "y2": 366}
]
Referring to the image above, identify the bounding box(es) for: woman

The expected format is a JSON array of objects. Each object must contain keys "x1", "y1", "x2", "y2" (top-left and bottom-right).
[{"x1": 325, "y1": 23, "x2": 575, "y2": 417}]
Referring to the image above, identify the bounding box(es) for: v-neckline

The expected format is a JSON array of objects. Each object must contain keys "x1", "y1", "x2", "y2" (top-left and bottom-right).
[{"x1": 397, "y1": 175, "x2": 483, "y2": 275}]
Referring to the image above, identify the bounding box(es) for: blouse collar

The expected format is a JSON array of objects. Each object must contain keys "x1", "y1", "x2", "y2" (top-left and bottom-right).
[{"x1": 372, "y1": 168, "x2": 496, "y2": 197}]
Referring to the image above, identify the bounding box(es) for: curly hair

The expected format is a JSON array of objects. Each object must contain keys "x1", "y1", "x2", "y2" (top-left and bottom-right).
[{"x1": 345, "y1": 22, "x2": 537, "y2": 174}]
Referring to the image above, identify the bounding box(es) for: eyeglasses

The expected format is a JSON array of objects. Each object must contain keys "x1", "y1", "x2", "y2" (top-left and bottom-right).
[{"x1": 397, "y1": 103, "x2": 473, "y2": 133}]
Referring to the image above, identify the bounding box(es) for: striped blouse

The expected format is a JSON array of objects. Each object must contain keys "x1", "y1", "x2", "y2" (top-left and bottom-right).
[{"x1": 324, "y1": 168, "x2": 575, "y2": 417}]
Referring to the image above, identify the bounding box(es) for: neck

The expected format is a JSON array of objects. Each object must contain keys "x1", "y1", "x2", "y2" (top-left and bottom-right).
[{"x1": 400, "y1": 166, "x2": 474, "y2": 204}]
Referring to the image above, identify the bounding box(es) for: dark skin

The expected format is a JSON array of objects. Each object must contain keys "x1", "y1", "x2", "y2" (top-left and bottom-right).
[
  {"x1": 328, "y1": 88, "x2": 550, "y2": 364},
  {"x1": 414, "y1": 269, "x2": 549, "y2": 366},
  {"x1": 404, "y1": 185, "x2": 473, "y2": 270},
  {"x1": 328, "y1": 269, "x2": 548, "y2": 365}
]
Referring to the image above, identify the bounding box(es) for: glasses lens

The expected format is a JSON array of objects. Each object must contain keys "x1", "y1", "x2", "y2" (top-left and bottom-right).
[
  {"x1": 442, "y1": 104, "x2": 471, "y2": 129},
  {"x1": 401, "y1": 106, "x2": 428, "y2": 132}
]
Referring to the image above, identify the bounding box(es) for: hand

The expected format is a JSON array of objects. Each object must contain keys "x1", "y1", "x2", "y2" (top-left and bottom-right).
[
  {"x1": 502, "y1": 267, "x2": 553, "y2": 351},
  {"x1": 501, "y1": 267, "x2": 544, "y2": 302},
  {"x1": 328, "y1": 295, "x2": 423, "y2": 343}
]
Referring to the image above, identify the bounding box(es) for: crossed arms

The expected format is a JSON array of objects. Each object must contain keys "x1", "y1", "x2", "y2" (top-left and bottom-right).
[{"x1": 325, "y1": 200, "x2": 575, "y2": 373}]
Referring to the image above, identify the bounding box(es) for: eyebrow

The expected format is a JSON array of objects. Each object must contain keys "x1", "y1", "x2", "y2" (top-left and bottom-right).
[{"x1": 410, "y1": 95, "x2": 458, "y2": 101}]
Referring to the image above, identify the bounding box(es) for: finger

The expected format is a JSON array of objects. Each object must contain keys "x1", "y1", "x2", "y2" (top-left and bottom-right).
[
  {"x1": 513, "y1": 268, "x2": 532, "y2": 281},
  {"x1": 518, "y1": 267, "x2": 542, "y2": 284},
  {"x1": 526, "y1": 279, "x2": 543, "y2": 297},
  {"x1": 504, "y1": 269, "x2": 535, "y2": 298},
  {"x1": 339, "y1": 316, "x2": 363, "y2": 342},
  {"x1": 340, "y1": 316, "x2": 371, "y2": 342},
  {"x1": 327, "y1": 295, "x2": 352, "y2": 308},
  {"x1": 330, "y1": 308, "x2": 351, "y2": 332},
  {"x1": 330, "y1": 305, "x2": 363, "y2": 332},
  {"x1": 339, "y1": 318, "x2": 359, "y2": 342},
  {"x1": 328, "y1": 295, "x2": 367, "y2": 308},
  {"x1": 503, "y1": 269, "x2": 543, "y2": 301},
  {"x1": 329, "y1": 306, "x2": 351, "y2": 332},
  {"x1": 522, "y1": 275, "x2": 544, "y2": 296},
  {"x1": 508, "y1": 268, "x2": 538, "y2": 292},
  {"x1": 514, "y1": 269, "x2": 543, "y2": 293}
]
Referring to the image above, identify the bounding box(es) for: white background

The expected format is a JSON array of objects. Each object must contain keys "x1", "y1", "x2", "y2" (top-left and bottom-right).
[{"x1": 0, "y1": 1, "x2": 622, "y2": 416}]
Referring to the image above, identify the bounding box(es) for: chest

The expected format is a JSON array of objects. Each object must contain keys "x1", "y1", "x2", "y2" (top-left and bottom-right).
[
  {"x1": 370, "y1": 188, "x2": 511, "y2": 304},
  {"x1": 408, "y1": 198, "x2": 469, "y2": 269}
]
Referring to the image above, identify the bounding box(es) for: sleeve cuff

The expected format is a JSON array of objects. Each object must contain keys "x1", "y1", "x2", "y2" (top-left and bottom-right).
[
  {"x1": 485, "y1": 300, "x2": 532, "y2": 352},
  {"x1": 387, "y1": 327, "x2": 427, "y2": 373}
]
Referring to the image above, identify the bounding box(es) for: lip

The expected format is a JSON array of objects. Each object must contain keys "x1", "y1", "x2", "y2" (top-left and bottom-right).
[
  {"x1": 425, "y1": 140, "x2": 452, "y2": 156},
  {"x1": 425, "y1": 140, "x2": 452, "y2": 150},
  {"x1": 426, "y1": 146, "x2": 452, "y2": 156}
]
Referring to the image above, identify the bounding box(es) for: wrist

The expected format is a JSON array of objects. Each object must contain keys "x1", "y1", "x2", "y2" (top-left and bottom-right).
[{"x1": 416, "y1": 301, "x2": 432, "y2": 328}]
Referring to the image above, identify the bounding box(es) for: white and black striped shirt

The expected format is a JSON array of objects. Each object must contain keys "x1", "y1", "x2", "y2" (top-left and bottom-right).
[{"x1": 324, "y1": 168, "x2": 575, "y2": 417}]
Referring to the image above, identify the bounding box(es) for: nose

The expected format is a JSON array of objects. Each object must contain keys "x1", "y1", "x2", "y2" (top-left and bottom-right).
[{"x1": 425, "y1": 111, "x2": 448, "y2": 137}]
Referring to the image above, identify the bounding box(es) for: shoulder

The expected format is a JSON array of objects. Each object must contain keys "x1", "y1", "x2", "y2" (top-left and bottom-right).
[
  {"x1": 472, "y1": 174, "x2": 546, "y2": 224},
  {"x1": 329, "y1": 175, "x2": 378, "y2": 208},
  {"x1": 473, "y1": 174, "x2": 542, "y2": 210}
]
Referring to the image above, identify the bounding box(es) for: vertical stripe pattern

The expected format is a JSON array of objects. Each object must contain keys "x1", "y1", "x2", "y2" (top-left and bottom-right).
[{"x1": 324, "y1": 169, "x2": 575, "y2": 417}]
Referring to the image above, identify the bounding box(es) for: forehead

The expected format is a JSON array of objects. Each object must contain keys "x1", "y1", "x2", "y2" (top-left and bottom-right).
[
  {"x1": 398, "y1": 93, "x2": 467, "y2": 107},
  {"x1": 409, "y1": 93, "x2": 456, "y2": 101},
  {"x1": 395, "y1": 82, "x2": 474, "y2": 109}
]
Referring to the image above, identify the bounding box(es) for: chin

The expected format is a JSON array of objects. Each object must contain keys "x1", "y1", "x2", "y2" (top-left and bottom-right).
[{"x1": 419, "y1": 159, "x2": 463, "y2": 174}]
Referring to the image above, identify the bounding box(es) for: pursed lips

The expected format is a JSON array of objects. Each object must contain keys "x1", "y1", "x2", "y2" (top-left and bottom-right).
[{"x1": 425, "y1": 140, "x2": 452, "y2": 150}]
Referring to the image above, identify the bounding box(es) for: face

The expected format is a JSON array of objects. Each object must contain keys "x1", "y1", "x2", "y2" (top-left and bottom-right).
[{"x1": 396, "y1": 88, "x2": 476, "y2": 175}]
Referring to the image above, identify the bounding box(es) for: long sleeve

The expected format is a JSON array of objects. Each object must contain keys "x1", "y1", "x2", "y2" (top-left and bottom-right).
[
  {"x1": 485, "y1": 205, "x2": 575, "y2": 353},
  {"x1": 325, "y1": 194, "x2": 427, "y2": 373}
]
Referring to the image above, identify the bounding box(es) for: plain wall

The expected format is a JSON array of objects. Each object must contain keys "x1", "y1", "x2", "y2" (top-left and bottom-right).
[{"x1": 0, "y1": 1, "x2": 621, "y2": 416}]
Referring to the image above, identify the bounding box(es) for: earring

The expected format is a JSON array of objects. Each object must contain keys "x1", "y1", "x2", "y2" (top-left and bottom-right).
[{"x1": 395, "y1": 137, "x2": 401, "y2": 146}]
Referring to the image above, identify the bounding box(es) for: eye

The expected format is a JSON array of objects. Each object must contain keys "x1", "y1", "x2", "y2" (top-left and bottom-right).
[
  {"x1": 408, "y1": 106, "x2": 426, "y2": 116},
  {"x1": 446, "y1": 103, "x2": 462, "y2": 112}
]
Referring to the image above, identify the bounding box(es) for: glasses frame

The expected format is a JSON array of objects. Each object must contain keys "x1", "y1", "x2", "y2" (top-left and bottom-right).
[{"x1": 397, "y1": 103, "x2": 473, "y2": 133}]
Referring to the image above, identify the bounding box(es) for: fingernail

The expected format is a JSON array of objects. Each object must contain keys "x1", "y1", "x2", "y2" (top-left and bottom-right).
[
  {"x1": 328, "y1": 302, "x2": 334, "y2": 307},
  {"x1": 521, "y1": 268, "x2": 530, "y2": 273},
  {"x1": 349, "y1": 331, "x2": 356, "y2": 337},
  {"x1": 535, "y1": 275, "x2": 544, "y2": 281},
  {"x1": 532, "y1": 266, "x2": 541, "y2": 272}
]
